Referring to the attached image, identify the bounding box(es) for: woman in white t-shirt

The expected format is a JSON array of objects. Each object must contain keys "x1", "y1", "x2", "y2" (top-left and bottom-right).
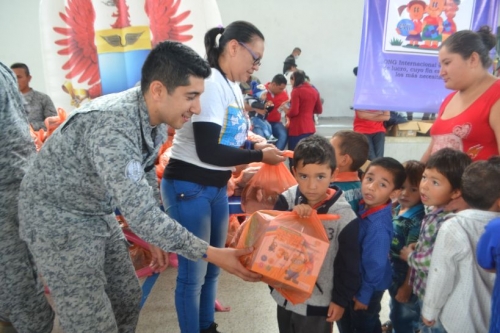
[{"x1": 161, "y1": 21, "x2": 284, "y2": 333}]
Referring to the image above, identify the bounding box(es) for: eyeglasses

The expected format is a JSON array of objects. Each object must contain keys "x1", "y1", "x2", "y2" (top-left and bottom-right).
[{"x1": 238, "y1": 42, "x2": 261, "y2": 66}]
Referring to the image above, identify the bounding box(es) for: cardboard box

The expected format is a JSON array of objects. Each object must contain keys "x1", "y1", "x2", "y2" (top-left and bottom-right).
[
  {"x1": 233, "y1": 210, "x2": 330, "y2": 304},
  {"x1": 250, "y1": 222, "x2": 329, "y2": 295},
  {"x1": 389, "y1": 121, "x2": 419, "y2": 137},
  {"x1": 416, "y1": 121, "x2": 433, "y2": 136}
]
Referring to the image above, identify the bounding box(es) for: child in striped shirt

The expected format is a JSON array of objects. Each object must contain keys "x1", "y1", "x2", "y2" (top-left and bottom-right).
[{"x1": 399, "y1": 148, "x2": 471, "y2": 333}]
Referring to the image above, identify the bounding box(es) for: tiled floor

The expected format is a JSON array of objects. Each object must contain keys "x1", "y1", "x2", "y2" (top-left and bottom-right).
[{"x1": 135, "y1": 265, "x2": 391, "y2": 333}]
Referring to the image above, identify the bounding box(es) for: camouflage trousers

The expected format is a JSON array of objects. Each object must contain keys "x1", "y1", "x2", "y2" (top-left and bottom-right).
[
  {"x1": 19, "y1": 196, "x2": 142, "y2": 333},
  {"x1": 0, "y1": 184, "x2": 54, "y2": 333}
]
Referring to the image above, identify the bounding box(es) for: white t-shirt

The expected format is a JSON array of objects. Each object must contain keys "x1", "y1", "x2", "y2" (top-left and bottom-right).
[{"x1": 170, "y1": 69, "x2": 250, "y2": 171}]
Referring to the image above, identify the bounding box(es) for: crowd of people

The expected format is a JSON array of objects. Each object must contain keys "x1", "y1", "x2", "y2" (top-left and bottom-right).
[{"x1": 0, "y1": 18, "x2": 499, "y2": 333}]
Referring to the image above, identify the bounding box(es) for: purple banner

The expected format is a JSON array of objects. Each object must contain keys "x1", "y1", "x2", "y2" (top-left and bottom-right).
[{"x1": 353, "y1": 0, "x2": 499, "y2": 113}]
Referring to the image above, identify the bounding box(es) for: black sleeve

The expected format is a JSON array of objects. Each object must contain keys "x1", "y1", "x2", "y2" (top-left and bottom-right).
[
  {"x1": 273, "y1": 194, "x2": 290, "y2": 211},
  {"x1": 331, "y1": 218, "x2": 361, "y2": 308},
  {"x1": 193, "y1": 122, "x2": 263, "y2": 166}
]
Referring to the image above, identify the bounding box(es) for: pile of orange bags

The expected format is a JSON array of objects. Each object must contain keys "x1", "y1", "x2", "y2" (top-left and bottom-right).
[
  {"x1": 240, "y1": 151, "x2": 296, "y2": 213},
  {"x1": 116, "y1": 215, "x2": 153, "y2": 270},
  {"x1": 29, "y1": 108, "x2": 68, "y2": 151},
  {"x1": 231, "y1": 210, "x2": 335, "y2": 304}
]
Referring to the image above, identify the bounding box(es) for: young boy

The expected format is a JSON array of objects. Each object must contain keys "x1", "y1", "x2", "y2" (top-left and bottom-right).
[
  {"x1": 338, "y1": 157, "x2": 406, "y2": 333},
  {"x1": 387, "y1": 160, "x2": 426, "y2": 333},
  {"x1": 273, "y1": 135, "x2": 361, "y2": 333},
  {"x1": 421, "y1": 157, "x2": 500, "y2": 333},
  {"x1": 478, "y1": 215, "x2": 500, "y2": 333},
  {"x1": 400, "y1": 148, "x2": 472, "y2": 333},
  {"x1": 330, "y1": 130, "x2": 369, "y2": 212}
]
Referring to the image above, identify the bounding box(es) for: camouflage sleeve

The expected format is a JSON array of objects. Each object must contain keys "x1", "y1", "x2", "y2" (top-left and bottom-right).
[
  {"x1": 0, "y1": 63, "x2": 36, "y2": 186},
  {"x1": 90, "y1": 117, "x2": 208, "y2": 260},
  {"x1": 42, "y1": 94, "x2": 57, "y2": 119},
  {"x1": 145, "y1": 166, "x2": 161, "y2": 204}
]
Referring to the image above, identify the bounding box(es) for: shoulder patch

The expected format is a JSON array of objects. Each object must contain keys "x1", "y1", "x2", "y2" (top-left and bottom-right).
[{"x1": 126, "y1": 160, "x2": 144, "y2": 183}]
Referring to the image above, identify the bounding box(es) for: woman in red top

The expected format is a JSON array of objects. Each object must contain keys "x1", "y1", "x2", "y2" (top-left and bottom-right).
[
  {"x1": 285, "y1": 70, "x2": 322, "y2": 153},
  {"x1": 421, "y1": 26, "x2": 500, "y2": 163}
]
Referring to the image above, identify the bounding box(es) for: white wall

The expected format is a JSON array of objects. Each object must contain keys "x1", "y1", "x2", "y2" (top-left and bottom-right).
[
  {"x1": 1, "y1": 1, "x2": 498, "y2": 117},
  {"x1": 0, "y1": 0, "x2": 364, "y2": 117},
  {"x1": 216, "y1": 0, "x2": 364, "y2": 117}
]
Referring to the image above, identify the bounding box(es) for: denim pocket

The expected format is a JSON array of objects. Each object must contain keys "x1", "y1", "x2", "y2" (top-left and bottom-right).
[{"x1": 172, "y1": 180, "x2": 205, "y2": 201}]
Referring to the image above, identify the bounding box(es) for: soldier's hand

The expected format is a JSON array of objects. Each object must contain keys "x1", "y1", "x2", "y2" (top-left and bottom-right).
[
  {"x1": 149, "y1": 244, "x2": 169, "y2": 273},
  {"x1": 261, "y1": 147, "x2": 285, "y2": 165},
  {"x1": 204, "y1": 246, "x2": 262, "y2": 282}
]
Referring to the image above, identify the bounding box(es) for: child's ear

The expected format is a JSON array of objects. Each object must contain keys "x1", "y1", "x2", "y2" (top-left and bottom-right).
[
  {"x1": 450, "y1": 188, "x2": 462, "y2": 200},
  {"x1": 330, "y1": 167, "x2": 339, "y2": 181},
  {"x1": 390, "y1": 188, "x2": 402, "y2": 201},
  {"x1": 493, "y1": 197, "x2": 500, "y2": 212}
]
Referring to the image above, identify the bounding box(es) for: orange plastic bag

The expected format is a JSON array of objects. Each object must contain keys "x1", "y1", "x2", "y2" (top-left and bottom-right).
[
  {"x1": 225, "y1": 214, "x2": 241, "y2": 247},
  {"x1": 232, "y1": 210, "x2": 338, "y2": 304},
  {"x1": 240, "y1": 151, "x2": 295, "y2": 213}
]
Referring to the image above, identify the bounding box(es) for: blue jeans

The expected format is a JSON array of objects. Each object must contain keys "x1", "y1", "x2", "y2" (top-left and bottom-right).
[
  {"x1": 337, "y1": 289, "x2": 385, "y2": 333},
  {"x1": 389, "y1": 283, "x2": 420, "y2": 333},
  {"x1": 160, "y1": 179, "x2": 229, "y2": 333},
  {"x1": 364, "y1": 132, "x2": 385, "y2": 161},
  {"x1": 251, "y1": 116, "x2": 272, "y2": 139},
  {"x1": 269, "y1": 121, "x2": 288, "y2": 150}
]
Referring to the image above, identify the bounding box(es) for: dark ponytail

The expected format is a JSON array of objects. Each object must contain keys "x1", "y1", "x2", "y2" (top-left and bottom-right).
[
  {"x1": 442, "y1": 25, "x2": 497, "y2": 68},
  {"x1": 204, "y1": 21, "x2": 264, "y2": 72}
]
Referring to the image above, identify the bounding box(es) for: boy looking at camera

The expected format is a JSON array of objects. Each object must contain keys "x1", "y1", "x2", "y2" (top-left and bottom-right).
[
  {"x1": 273, "y1": 135, "x2": 361, "y2": 333},
  {"x1": 338, "y1": 157, "x2": 406, "y2": 333}
]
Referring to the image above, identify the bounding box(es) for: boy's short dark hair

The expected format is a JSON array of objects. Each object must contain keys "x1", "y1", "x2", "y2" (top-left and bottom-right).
[
  {"x1": 293, "y1": 135, "x2": 336, "y2": 172},
  {"x1": 462, "y1": 156, "x2": 500, "y2": 210},
  {"x1": 332, "y1": 130, "x2": 369, "y2": 171},
  {"x1": 426, "y1": 148, "x2": 472, "y2": 191},
  {"x1": 271, "y1": 74, "x2": 287, "y2": 86},
  {"x1": 366, "y1": 157, "x2": 406, "y2": 190},
  {"x1": 403, "y1": 160, "x2": 425, "y2": 187}
]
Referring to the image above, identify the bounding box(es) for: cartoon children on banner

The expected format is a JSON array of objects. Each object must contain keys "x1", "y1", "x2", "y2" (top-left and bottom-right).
[{"x1": 395, "y1": 0, "x2": 460, "y2": 49}]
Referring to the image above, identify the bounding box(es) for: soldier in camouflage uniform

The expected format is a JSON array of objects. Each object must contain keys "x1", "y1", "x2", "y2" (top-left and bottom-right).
[
  {"x1": 0, "y1": 62, "x2": 55, "y2": 332},
  {"x1": 17, "y1": 42, "x2": 261, "y2": 333}
]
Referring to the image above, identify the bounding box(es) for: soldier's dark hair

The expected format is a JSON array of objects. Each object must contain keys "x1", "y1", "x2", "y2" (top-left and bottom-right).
[
  {"x1": 403, "y1": 160, "x2": 425, "y2": 187},
  {"x1": 10, "y1": 63, "x2": 30, "y2": 76},
  {"x1": 366, "y1": 157, "x2": 406, "y2": 190},
  {"x1": 332, "y1": 130, "x2": 369, "y2": 171},
  {"x1": 271, "y1": 74, "x2": 287, "y2": 86},
  {"x1": 293, "y1": 47, "x2": 301, "y2": 53},
  {"x1": 441, "y1": 26, "x2": 497, "y2": 68},
  {"x1": 141, "y1": 41, "x2": 211, "y2": 94},
  {"x1": 462, "y1": 157, "x2": 500, "y2": 209},
  {"x1": 205, "y1": 21, "x2": 264, "y2": 74},
  {"x1": 426, "y1": 148, "x2": 472, "y2": 191},
  {"x1": 293, "y1": 135, "x2": 336, "y2": 172}
]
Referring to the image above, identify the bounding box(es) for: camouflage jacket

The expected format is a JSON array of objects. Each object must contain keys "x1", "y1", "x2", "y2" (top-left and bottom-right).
[
  {"x1": 21, "y1": 87, "x2": 208, "y2": 260},
  {"x1": 0, "y1": 62, "x2": 35, "y2": 188},
  {"x1": 23, "y1": 88, "x2": 57, "y2": 131}
]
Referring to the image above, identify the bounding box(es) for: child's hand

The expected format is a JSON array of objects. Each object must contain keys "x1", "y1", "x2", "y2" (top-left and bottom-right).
[
  {"x1": 327, "y1": 302, "x2": 344, "y2": 322},
  {"x1": 400, "y1": 243, "x2": 416, "y2": 262},
  {"x1": 422, "y1": 317, "x2": 435, "y2": 327},
  {"x1": 395, "y1": 284, "x2": 412, "y2": 303},
  {"x1": 353, "y1": 297, "x2": 368, "y2": 311},
  {"x1": 293, "y1": 204, "x2": 313, "y2": 218}
]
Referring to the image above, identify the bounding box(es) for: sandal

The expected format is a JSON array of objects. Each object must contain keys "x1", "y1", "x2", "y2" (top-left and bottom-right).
[{"x1": 381, "y1": 320, "x2": 393, "y2": 332}]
